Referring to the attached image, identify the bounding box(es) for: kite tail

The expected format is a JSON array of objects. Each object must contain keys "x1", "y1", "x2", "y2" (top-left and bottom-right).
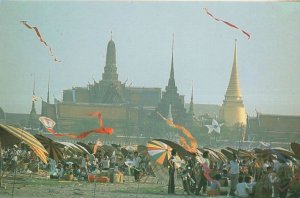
[{"x1": 204, "y1": 8, "x2": 250, "y2": 40}]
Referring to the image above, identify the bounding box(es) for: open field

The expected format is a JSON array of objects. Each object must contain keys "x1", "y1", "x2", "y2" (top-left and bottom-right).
[{"x1": 0, "y1": 175, "x2": 229, "y2": 198}]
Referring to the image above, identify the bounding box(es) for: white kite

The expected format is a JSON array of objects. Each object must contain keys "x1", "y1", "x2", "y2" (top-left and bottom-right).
[{"x1": 205, "y1": 119, "x2": 223, "y2": 134}]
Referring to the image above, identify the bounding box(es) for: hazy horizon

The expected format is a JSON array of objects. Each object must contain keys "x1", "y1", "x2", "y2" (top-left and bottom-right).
[{"x1": 0, "y1": 2, "x2": 299, "y2": 116}]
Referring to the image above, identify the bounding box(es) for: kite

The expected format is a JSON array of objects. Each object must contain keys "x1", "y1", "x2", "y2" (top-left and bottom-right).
[
  {"x1": 157, "y1": 113, "x2": 215, "y2": 182},
  {"x1": 20, "y1": 21, "x2": 61, "y2": 62},
  {"x1": 157, "y1": 112, "x2": 198, "y2": 153},
  {"x1": 205, "y1": 119, "x2": 223, "y2": 134},
  {"x1": 39, "y1": 112, "x2": 113, "y2": 139},
  {"x1": 204, "y1": 8, "x2": 250, "y2": 40}
]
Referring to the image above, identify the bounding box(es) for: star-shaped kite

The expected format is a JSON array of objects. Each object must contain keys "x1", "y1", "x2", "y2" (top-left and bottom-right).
[{"x1": 205, "y1": 119, "x2": 223, "y2": 134}]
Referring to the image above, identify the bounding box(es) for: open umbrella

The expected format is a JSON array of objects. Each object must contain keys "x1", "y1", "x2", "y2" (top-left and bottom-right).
[
  {"x1": 154, "y1": 138, "x2": 193, "y2": 159},
  {"x1": 203, "y1": 147, "x2": 227, "y2": 163},
  {"x1": 291, "y1": 142, "x2": 300, "y2": 158},
  {"x1": 76, "y1": 142, "x2": 93, "y2": 154},
  {"x1": 147, "y1": 140, "x2": 172, "y2": 167},
  {"x1": 0, "y1": 124, "x2": 48, "y2": 164},
  {"x1": 34, "y1": 134, "x2": 64, "y2": 162},
  {"x1": 221, "y1": 148, "x2": 234, "y2": 160}
]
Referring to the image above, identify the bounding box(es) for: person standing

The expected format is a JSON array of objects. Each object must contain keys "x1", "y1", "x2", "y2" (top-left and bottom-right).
[
  {"x1": 228, "y1": 153, "x2": 240, "y2": 196},
  {"x1": 133, "y1": 151, "x2": 141, "y2": 182},
  {"x1": 168, "y1": 149, "x2": 177, "y2": 194},
  {"x1": 197, "y1": 151, "x2": 210, "y2": 195}
]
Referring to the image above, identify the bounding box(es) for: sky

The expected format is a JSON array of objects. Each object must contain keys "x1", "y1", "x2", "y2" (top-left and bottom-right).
[{"x1": 0, "y1": 1, "x2": 299, "y2": 116}]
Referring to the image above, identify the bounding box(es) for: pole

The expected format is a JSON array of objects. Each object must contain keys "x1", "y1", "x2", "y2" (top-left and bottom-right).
[
  {"x1": 11, "y1": 158, "x2": 17, "y2": 198},
  {"x1": 0, "y1": 141, "x2": 2, "y2": 187}
]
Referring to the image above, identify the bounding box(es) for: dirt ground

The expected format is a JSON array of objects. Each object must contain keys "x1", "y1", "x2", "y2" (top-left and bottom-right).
[{"x1": 0, "y1": 174, "x2": 229, "y2": 198}]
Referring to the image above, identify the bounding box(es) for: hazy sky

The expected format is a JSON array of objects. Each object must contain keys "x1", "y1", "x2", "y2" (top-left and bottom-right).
[{"x1": 0, "y1": 1, "x2": 299, "y2": 116}]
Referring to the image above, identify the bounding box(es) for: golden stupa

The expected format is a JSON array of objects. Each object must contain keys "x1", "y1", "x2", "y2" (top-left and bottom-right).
[{"x1": 220, "y1": 41, "x2": 247, "y2": 127}]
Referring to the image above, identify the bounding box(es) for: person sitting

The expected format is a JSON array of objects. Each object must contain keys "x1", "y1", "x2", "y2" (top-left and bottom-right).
[
  {"x1": 235, "y1": 176, "x2": 251, "y2": 198},
  {"x1": 245, "y1": 175, "x2": 256, "y2": 198},
  {"x1": 209, "y1": 174, "x2": 228, "y2": 196}
]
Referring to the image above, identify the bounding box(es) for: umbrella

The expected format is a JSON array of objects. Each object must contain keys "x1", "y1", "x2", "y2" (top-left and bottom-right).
[
  {"x1": 272, "y1": 147, "x2": 295, "y2": 157},
  {"x1": 154, "y1": 138, "x2": 193, "y2": 159},
  {"x1": 76, "y1": 142, "x2": 92, "y2": 154},
  {"x1": 199, "y1": 148, "x2": 221, "y2": 162},
  {"x1": 34, "y1": 134, "x2": 64, "y2": 162},
  {"x1": 74, "y1": 144, "x2": 91, "y2": 154},
  {"x1": 137, "y1": 145, "x2": 148, "y2": 156},
  {"x1": 59, "y1": 142, "x2": 84, "y2": 154},
  {"x1": 203, "y1": 147, "x2": 227, "y2": 163},
  {"x1": 291, "y1": 142, "x2": 300, "y2": 158},
  {"x1": 147, "y1": 140, "x2": 172, "y2": 166},
  {"x1": 98, "y1": 145, "x2": 116, "y2": 157},
  {"x1": 0, "y1": 124, "x2": 48, "y2": 164},
  {"x1": 221, "y1": 148, "x2": 234, "y2": 160}
]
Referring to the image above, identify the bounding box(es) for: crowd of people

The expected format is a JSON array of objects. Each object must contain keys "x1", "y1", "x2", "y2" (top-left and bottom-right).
[
  {"x1": 167, "y1": 150, "x2": 300, "y2": 198},
  {"x1": 1, "y1": 143, "x2": 300, "y2": 197}
]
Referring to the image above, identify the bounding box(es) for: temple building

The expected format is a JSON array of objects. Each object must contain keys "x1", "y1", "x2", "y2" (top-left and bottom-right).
[
  {"x1": 219, "y1": 41, "x2": 247, "y2": 127},
  {"x1": 41, "y1": 36, "x2": 161, "y2": 135},
  {"x1": 247, "y1": 112, "x2": 300, "y2": 142}
]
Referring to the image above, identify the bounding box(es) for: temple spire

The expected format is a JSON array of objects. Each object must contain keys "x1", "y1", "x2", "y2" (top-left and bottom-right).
[
  {"x1": 31, "y1": 78, "x2": 36, "y2": 114},
  {"x1": 27, "y1": 77, "x2": 38, "y2": 129},
  {"x1": 220, "y1": 39, "x2": 247, "y2": 127},
  {"x1": 166, "y1": 33, "x2": 177, "y2": 92},
  {"x1": 225, "y1": 39, "x2": 242, "y2": 100},
  {"x1": 102, "y1": 34, "x2": 118, "y2": 81},
  {"x1": 188, "y1": 82, "x2": 194, "y2": 115}
]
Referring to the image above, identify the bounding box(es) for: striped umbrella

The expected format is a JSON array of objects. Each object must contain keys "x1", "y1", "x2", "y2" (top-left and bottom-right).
[
  {"x1": 0, "y1": 124, "x2": 48, "y2": 164},
  {"x1": 147, "y1": 140, "x2": 172, "y2": 166},
  {"x1": 34, "y1": 134, "x2": 64, "y2": 162}
]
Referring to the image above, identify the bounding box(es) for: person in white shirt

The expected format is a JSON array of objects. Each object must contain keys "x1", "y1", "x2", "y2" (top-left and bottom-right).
[
  {"x1": 132, "y1": 151, "x2": 142, "y2": 181},
  {"x1": 227, "y1": 153, "x2": 240, "y2": 196},
  {"x1": 235, "y1": 176, "x2": 251, "y2": 198}
]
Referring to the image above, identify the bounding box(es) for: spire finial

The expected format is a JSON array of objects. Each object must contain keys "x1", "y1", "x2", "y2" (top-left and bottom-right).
[
  {"x1": 172, "y1": 33, "x2": 174, "y2": 52},
  {"x1": 47, "y1": 69, "x2": 50, "y2": 103},
  {"x1": 111, "y1": 31, "x2": 113, "y2": 40},
  {"x1": 33, "y1": 74, "x2": 35, "y2": 95},
  {"x1": 170, "y1": 33, "x2": 175, "y2": 78}
]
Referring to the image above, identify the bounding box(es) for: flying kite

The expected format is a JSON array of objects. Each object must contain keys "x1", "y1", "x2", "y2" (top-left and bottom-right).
[
  {"x1": 20, "y1": 21, "x2": 61, "y2": 62},
  {"x1": 204, "y1": 8, "x2": 250, "y2": 40},
  {"x1": 157, "y1": 112, "x2": 197, "y2": 153},
  {"x1": 39, "y1": 112, "x2": 113, "y2": 139},
  {"x1": 205, "y1": 119, "x2": 223, "y2": 134}
]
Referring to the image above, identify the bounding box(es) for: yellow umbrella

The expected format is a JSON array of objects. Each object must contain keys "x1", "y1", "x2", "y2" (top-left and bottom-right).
[{"x1": 0, "y1": 124, "x2": 48, "y2": 164}]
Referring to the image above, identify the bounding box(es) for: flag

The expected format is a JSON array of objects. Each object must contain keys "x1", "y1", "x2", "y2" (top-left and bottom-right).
[{"x1": 32, "y1": 95, "x2": 39, "y2": 102}]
